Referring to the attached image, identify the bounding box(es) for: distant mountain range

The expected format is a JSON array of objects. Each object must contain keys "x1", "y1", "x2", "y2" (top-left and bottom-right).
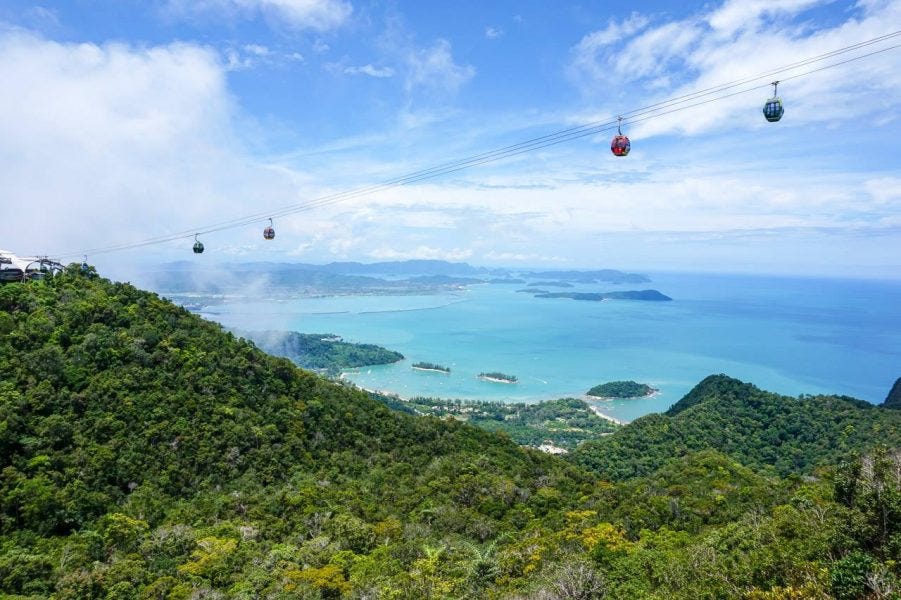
[{"x1": 149, "y1": 259, "x2": 656, "y2": 298}]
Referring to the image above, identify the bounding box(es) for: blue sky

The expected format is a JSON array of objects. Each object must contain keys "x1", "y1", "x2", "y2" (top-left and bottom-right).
[{"x1": 1, "y1": 0, "x2": 899, "y2": 277}]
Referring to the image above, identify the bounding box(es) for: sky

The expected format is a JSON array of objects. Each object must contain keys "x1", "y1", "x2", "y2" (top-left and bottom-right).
[{"x1": 1, "y1": 0, "x2": 899, "y2": 278}]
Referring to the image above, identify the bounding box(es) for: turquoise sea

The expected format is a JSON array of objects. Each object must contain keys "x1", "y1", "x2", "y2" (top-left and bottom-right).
[{"x1": 201, "y1": 273, "x2": 901, "y2": 422}]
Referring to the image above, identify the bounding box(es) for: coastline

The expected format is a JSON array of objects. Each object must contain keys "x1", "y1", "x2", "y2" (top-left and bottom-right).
[
  {"x1": 352, "y1": 380, "x2": 629, "y2": 425},
  {"x1": 586, "y1": 404, "x2": 626, "y2": 425}
]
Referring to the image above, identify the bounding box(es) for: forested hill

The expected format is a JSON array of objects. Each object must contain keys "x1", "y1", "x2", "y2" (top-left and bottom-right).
[
  {"x1": 0, "y1": 269, "x2": 588, "y2": 597},
  {"x1": 572, "y1": 374, "x2": 901, "y2": 480},
  {"x1": 1, "y1": 270, "x2": 898, "y2": 598}
]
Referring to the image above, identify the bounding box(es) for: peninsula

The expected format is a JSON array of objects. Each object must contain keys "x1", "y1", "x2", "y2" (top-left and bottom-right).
[
  {"x1": 412, "y1": 361, "x2": 451, "y2": 374},
  {"x1": 478, "y1": 371, "x2": 518, "y2": 384},
  {"x1": 237, "y1": 330, "x2": 403, "y2": 374},
  {"x1": 587, "y1": 380, "x2": 658, "y2": 399}
]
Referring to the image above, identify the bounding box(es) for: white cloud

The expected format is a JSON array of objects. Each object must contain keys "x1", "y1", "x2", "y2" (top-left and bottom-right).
[
  {"x1": 344, "y1": 63, "x2": 395, "y2": 78},
  {"x1": 568, "y1": 0, "x2": 901, "y2": 138},
  {"x1": 485, "y1": 27, "x2": 503, "y2": 40},
  {"x1": 373, "y1": 17, "x2": 475, "y2": 97},
  {"x1": 225, "y1": 47, "x2": 256, "y2": 70},
  {"x1": 369, "y1": 245, "x2": 473, "y2": 261},
  {"x1": 25, "y1": 6, "x2": 60, "y2": 27},
  {"x1": 224, "y1": 44, "x2": 304, "y2": 70},
  {"x1": 707, "y1": 0, "x2": 828, "y2": 37},
  {"x1": 405, "y1": 39, "x2": 475, "y2": 93},
  {"x1": 569, "y1": 12, "x2": 650, "y2": 82},
  {"x1": 243, "y1": 43, "x2": 270, "y2": 56},
  {"x1": 165, "y1": 0, "x2": 352, "y2": 31},
  {"x1": 0, "y1": 30, "x2": 302, "y2": 258},
  {"x1": 484, "y1": 251, "x2": 564, "y2": 263},
  {"x1": 312, "y1": 39, "x2": 330, "y2": 53}
]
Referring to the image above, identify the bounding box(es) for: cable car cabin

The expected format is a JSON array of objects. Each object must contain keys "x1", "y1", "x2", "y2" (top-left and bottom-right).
[
  {"x1": 25, "y1": 267, "x2": 49, "y2": 281},
  {"x1": 611, "y1": 134, "x2": 631, "y2": 157},
  {"x1": 763, "y1": 96, "x2": 784, "y2": 122},
  {"x1": 263, "y1": 226, "x2": 275, "y2": 240},
  {"x1": 0, "y1": 267, "x2": 24, "y2": 283},
  {"x1": 193, "y1": 241, "x2": 204, "y2": 254}
]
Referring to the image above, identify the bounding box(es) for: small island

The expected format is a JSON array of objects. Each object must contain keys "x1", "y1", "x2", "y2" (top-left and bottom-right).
[
  {"x1": 528, "y1": 281, "x2": 575, "y2": 288},
  {"x1": 478, "y1": 371, "x2": 518, "y2": 384},
  {"x1": 412, "y1": 362, "x2": 451, "y2": 374},
  {"x1": 587, "y1": 380, "x2": 657, "y2": 399},
  {"x1": 535, "y1": 290, "x2": 673, "y2": 301}
]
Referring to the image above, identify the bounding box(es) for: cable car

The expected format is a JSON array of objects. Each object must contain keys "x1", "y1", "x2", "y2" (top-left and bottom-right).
[
  {"x1": 611, "y1": 116, "x2": 631, "y2": 157},
  {"x1": 193, "y1": 234, "x2": 204, "y2": 254},
  {"x1": 81, "y1": 256, "x2": 89, "y2": 271},
  {"x1": 763, "y1": 81, "x2": 784, "y2": 122},
  {"x1": 263, "y1": 218, "x2": 275, "y2": 240}
]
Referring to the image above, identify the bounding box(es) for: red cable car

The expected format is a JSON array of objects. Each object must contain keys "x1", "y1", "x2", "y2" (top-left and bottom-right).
[{"x1": 611, "y1": 116, "x2": 630, "y2": 157}]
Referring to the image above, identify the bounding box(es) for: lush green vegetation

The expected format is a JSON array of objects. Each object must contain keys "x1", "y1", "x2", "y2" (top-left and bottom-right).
[
  {"x1": 479, "y1": 372, "x2": 518, "y2": 383},
  {"x1": 587, "y1": 381, "x2": 656, "y2": 399},
  {"x1": 389, "y1": 397, "x2": 618, "y2": 450},
  {"x1": 412, "y1": 362, "x2": 450, "y2": 373},
  {"x1": 573, "y1": 374, "x2": 901, "y2": 481},
  {"x1": 239, "y1": 330, "x2": 403, "y2": 375},
  {"x1": 0, "y1": 271, "x2": 898, "y2": 599}
]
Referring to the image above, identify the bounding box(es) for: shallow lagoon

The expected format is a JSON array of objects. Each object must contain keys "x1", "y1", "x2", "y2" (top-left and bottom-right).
[{"x1": 203, "y1": 272, "x2": 901, "y2": 422}]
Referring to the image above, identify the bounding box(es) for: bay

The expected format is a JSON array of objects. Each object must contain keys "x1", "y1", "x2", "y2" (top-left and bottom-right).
[{"x1": 202, "y1": 272, "x2": 901, "y2": 422}]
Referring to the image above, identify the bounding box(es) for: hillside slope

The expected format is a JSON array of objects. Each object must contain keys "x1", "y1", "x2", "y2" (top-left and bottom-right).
[
  {"x1": 0, "y1": 270, "x2": 588, "y2": 597},
  {"x1": 0, "y1": 271, "x2": 897, "y2": 599},
  {"x1": 571, "y1": 374, "x2": 901, "y2": 480}
]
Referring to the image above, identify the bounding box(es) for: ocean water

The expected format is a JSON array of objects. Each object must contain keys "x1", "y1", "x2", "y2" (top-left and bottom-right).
[{"x1": 201, "y1": 273, "x2": 901, "y2": 422}]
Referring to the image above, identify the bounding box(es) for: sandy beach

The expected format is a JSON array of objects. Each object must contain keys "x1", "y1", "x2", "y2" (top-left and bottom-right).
[
  {"x1": 586, "y1": 404, "x2": 626, "y2": 425},
  {"x1": 478, "y1": 375, "x2": 517, "y2": 384}
]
